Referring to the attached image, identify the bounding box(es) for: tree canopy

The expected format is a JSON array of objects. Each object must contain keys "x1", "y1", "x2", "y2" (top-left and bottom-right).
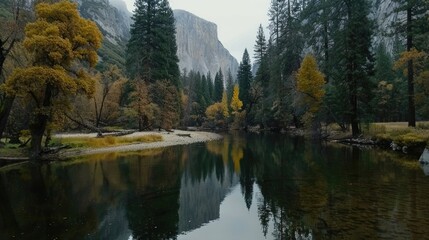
[{"x1": 3, "y1": 0, "x2": 102, "y2": 158}]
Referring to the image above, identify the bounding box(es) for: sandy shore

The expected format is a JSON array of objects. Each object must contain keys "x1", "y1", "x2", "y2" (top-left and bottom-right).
[{"x1": 55, "y1": 130, "x2": 223, "y2": 158}]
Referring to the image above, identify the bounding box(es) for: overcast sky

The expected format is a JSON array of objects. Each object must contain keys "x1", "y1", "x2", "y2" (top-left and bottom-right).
[{"x1": 122, "y1": 0, "x2": 270, "y2": 63}]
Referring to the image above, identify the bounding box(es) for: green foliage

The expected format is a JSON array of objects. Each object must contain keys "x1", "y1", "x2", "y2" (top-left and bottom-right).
[
  {"x1": 237, "y1": 49, "x2": 253, "y2": 109},
  {"x1": 213, "y1": 68, "x2": 224, "y2": 102},
  {"x1": 126, "y1": 0, "x2": 179, "y2": 87},
  {"x1": 254, "y1": 24, "x2": 267, "y2": 65},
  {"x1": 97, "y1": 39, "x2": 126, "y2": 71}
]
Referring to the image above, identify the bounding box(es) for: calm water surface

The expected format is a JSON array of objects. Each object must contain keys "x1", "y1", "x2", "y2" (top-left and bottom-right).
[{"x1": 0, "y1": 133, "x2": 429, "y2": 239}]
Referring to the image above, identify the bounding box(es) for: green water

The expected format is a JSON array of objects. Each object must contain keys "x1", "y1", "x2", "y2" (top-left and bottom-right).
[{"x1": 0, "y1": 133, "x2": 428, "y2": 239}]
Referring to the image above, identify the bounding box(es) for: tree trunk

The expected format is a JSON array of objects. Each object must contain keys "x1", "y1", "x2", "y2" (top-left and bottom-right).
[
  {"x1": 0, "y1": 96, "x2": 15, "y2": 140},
  {"x1": 350, "y1": 77, "x2": 360, "y2": 137},
  {"x1": 407, "y1": 6, "x2": 416, "y2": 127},
  {"x1": 30, "y1": 85, "x2": 52, "y2": 160},
  {"x1": 30, "y1": 123, "x2": 46, "y2": 159}
]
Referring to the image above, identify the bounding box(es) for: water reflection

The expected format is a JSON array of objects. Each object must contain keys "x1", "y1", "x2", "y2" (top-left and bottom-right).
[{"x1": 0, "y1": 133, "x2": 428, "y2": 239}]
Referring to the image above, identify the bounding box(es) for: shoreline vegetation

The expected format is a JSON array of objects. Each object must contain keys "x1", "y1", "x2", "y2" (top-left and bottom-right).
[
  {"x1": 1, "y1": 121, "x2": 428, "y2": 165},
  {"x1": 287, "y1": 122, "x2": 429, "y2": 155},
  {"x1": 0, "y1": 130, "x2": 223, "y2": 163}
]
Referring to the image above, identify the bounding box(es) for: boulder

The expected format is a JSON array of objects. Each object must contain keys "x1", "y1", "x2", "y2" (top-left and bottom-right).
[{"x1": 419, "y1": 148, "x2": 429, "y2": 164}]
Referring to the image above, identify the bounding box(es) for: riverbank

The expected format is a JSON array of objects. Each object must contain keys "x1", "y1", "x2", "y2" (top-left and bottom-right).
[
  {"x1": 327, "y1": 122, "x2": 429, "y2": 155},
  {"x1": 55, "y1": 130, "x2": 223, "y2": 159},
  {"x1": 0, "y1": 130, "x2": 223, "y2": 161}
]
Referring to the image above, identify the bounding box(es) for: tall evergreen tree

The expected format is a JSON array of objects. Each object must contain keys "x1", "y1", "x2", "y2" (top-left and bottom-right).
[
  {"x1": 213, "y1": 68, "x2": 224, "y2": 102},
  {"x1": 268, "y1": 0, "x2": 287, "y2": 42},
  {"x1": 254, "y1": 24, "x2": 267, "y2": 65},
  {"x1": 392, "y1": 0, "x2": 429, "y2": 126},
  {"x1": 126, "y1": 0, "x2": 179, "y2": 86},
  {"x1": 207, "y1": 72, "x2": 214, "y2": 102},
  {"x1": 237, "y1": 49, "x2": 253, "y2": 109},
  {"x1": 330, "y1": 0, "x2": 374, "y2": 136},
  {"x1": 225, "y1": 69, "x2": 234, "y2": 102}
]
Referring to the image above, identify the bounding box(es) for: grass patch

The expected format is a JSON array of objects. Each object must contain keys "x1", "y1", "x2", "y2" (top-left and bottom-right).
[
  {"x1": 364, "y1": 122, "x2": 429, "y2": 148},
  {"x1": 0, "y1": 143, "x2": 28, "y2": 157},
  {"x1": 53, "y1": 134, "x2": 163, "y2": 149}
]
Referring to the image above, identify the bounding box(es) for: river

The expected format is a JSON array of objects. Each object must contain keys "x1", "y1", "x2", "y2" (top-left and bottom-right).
[{"x1": 0, "y1": 133, "x2": 428, "y2": 239}]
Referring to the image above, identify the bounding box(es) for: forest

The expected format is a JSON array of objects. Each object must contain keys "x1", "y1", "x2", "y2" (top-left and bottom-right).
[{"x1": 0, "y1": 0, "x2": 429, "y2": 158}]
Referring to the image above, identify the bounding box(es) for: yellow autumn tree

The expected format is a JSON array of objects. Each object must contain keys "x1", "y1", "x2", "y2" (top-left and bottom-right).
[
  {"x1": 94, "y1": 64, "x2": 127, "y2": 127},
  {"x1": 205, "y1": 102, "x2": 224, "y2": 127},
  {"x1": 230, "y1": 84, "x2": 245, "y2": 129},
  {"x1": 394, "y1": 48, "x2": 429, "y2": 112},
  {"x1": 296, "y1": 54, "x2": 326, "y2": 125},
  {"x1": 4, "y1": 0, "x2": 102, "y2": 158},
  {"x1": 230, "y1": 84, "x2": 243, "y2": 114}
]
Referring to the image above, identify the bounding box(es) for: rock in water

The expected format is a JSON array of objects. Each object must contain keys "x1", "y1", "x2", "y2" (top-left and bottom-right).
[{"x1": 419, "y1": 148, "x2": 429, "y2": 164}]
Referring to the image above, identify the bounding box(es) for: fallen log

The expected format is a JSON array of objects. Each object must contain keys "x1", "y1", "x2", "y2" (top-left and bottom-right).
[{"x1": 176, "y1": 133, "x2": 191, "y2": 138}]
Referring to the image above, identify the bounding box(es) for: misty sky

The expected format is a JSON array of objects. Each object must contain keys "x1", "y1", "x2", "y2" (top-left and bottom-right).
[{"x1": 122, "y1": 0, "x2": 270, "y2": 63}]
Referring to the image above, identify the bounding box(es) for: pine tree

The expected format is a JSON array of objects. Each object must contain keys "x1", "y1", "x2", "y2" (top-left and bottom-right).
[
  {"x1": 268, "y1": 0, "x2": 287, "y2": 42},
  {"x1": 214, "y1": 68, "x2": 224, "y2": 102},
  {"x1": 392, "y1": 0, "x2": 429, "y2": 126},
  {"x1": 330, "y1": 0, "x2": 374, "y2": 136},
  {"x1": 237, "y1": 49, "x2": 253, "y2": 109},
  {"x1": 225, "y1": 69, "x2": 234, "y2": 102},
  {"x1": 126, "y1": 0, "x2": 179, "y2": 86},
  {"x1": 254, "y1": 24, "x2": 267, "y2": 65},
  {"x1": 207, "y1": 72, "x2": 214, "y2": 103}
]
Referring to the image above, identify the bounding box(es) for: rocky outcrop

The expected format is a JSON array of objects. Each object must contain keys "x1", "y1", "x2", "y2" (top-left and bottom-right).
[
  {"x1": 74, "y1": 3, "x2": 238, "y2": 76},
  {"x1": 174, "y1": 10, "x2": 239, "y2": 78},
  {"x1": 372, "y1": 0, "x2": 402, "y2": 52},
  {"x1": 77, "y1": 0, "x2": 131, "y2": 44}
]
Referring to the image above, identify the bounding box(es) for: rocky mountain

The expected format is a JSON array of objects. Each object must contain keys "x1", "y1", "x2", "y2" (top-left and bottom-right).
[
  {"x1": 73, "y1": 1, "x2": 239, "y2": 76},
  {"x1": 372, "y1": 0, "x2": 401, "y2": 52},
  {"x1": 77, "y1": 0, "x2": 131, "y2": 44},
  {"x1": 174, "y1": 10, "x2": 239, "y2": 78},
  {"x1": 72, "y1": 0, "x2": 131, "y2": 69}
]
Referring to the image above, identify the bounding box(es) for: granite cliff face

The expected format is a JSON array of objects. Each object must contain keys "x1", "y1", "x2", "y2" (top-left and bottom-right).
[
  {"x1": 372, "y1": 0, "x2": 401, "y2": 52},
  {"x1": 74, "y1": 2, "x2": 239, "y2": 76},
  {"x1": 174, "y1": 10, "x2": 239, "y2": 77},
  {"x1": 76, "y1": 0, "x2": 131, "y2": 44}
]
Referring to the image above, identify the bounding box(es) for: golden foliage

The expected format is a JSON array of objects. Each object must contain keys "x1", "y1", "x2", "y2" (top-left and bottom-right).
[
  {"x1": 152, "y1": 80, "x2": 180, "y2": 130},
  {"x1": 296, "y1": 54, "x2": 326, "y2": 113},
  {"x1": 205, "y1": 102, "x2": 224, "y2": 121},
  {"x1": 231, "y1": 145, "x2": 243, "y2": 173},
  {"x1": 394, "y1": 48, "x2": 429, "y2": 107},
  {"x1": 54, "y1": 134, "x2": 163, "y2": 148},
  {"x1": 93, "y1": 65, "x2": 127, "y2": 125},
  {"x1": 230, "y1": 84, "x2": 243, "y2": 113},
  {"x1": 393, "y1": 48, "x2": 427, "y2": 75},
  {"x1": 4, "y1": 0, "x2": 102, "y2": 119}
]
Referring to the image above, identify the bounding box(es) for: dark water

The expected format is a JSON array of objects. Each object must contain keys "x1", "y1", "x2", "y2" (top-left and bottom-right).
[{"x1": 1, "y1": 133, "x2": 429, "y2": 240}]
